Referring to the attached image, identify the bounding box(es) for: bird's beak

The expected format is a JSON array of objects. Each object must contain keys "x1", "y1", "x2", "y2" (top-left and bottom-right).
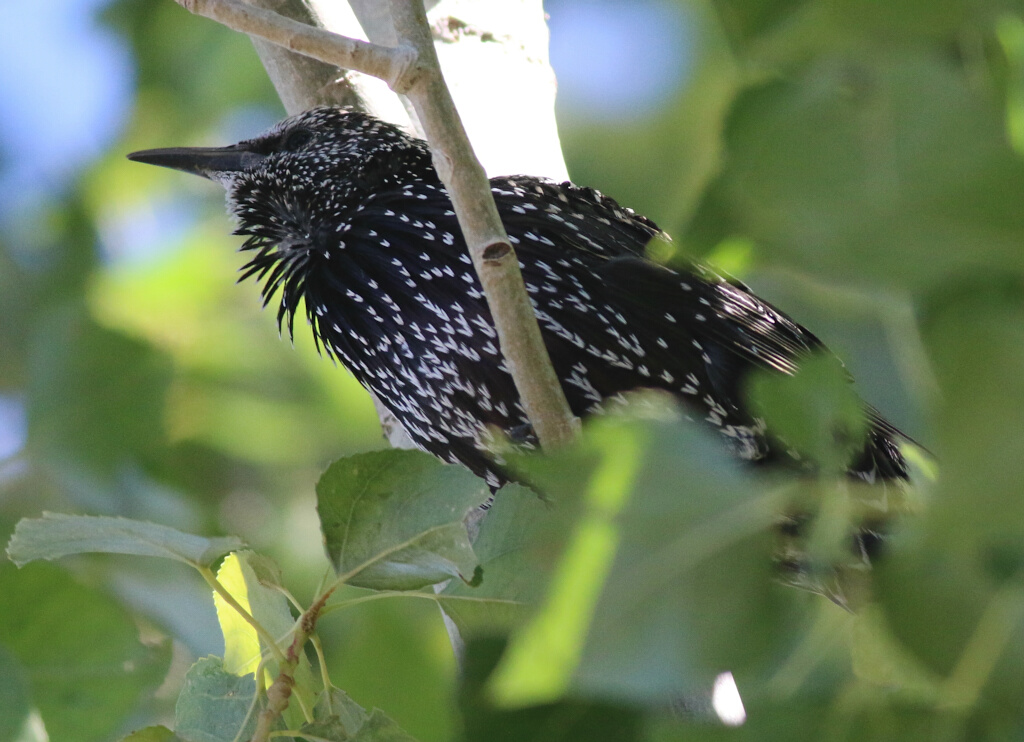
[{"x1": 126, "y1": 144, "x2": 265, "y2": 180}]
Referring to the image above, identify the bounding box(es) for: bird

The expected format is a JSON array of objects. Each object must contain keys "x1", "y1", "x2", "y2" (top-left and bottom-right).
[{"x1": 127, "y1": 106, "x2": 909, "y2": 499}]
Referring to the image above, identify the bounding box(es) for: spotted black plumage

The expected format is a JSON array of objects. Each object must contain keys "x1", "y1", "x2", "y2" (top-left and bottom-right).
[{"x1": 128, "y1": 106, "x2": 909, "y2": 495}]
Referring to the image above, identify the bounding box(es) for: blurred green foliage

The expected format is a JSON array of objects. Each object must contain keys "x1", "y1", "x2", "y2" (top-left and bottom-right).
[{"x1": 2, "y1": 0, "x2": 1024, "y2": 739}]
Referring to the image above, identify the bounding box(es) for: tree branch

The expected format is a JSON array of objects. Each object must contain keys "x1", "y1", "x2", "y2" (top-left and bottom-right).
[
  {"x1": 250, "y1": 586, "x2": 336, "y2": 742},
  {"x1": 173, "y1": 0, "x2": 581, "y2": 450},
  {"x1": 177, "y1": 0, "x2": 419, "y2": 90},
  {"x1": 385, "y1": 0, "x2": 580, "y2": 449},
  {"x1": 243, "y1": 0, "x2": 361, "y2": 116}
]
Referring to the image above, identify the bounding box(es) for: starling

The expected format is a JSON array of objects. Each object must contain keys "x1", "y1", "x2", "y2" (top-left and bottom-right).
[{"x1": 128, "y1": 106, "x2": 909, "y2": 492}]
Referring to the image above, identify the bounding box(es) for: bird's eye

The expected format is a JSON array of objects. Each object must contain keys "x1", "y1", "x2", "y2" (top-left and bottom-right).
[{"x1": 282, "y1": 128, "x2": 314, "y2": 151}]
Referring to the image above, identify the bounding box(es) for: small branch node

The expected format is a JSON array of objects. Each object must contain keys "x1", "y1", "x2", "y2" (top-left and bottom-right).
[
  {"x1": 482, "y1": 242, "x2": 511, "y2": 263},
  {"x1": 387, "y1": 45, "x2": 422, "y2": 94}
]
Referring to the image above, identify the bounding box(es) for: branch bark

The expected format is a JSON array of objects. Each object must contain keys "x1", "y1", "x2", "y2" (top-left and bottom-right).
[
  {"x1": 243, "y1": 0, "x2": 360, "y2": 115},
  {"x1": 250, "y1": 586, "x2": 336, "y2": 742},
  {"x1": 182, "y1": 0, "x2": 418, "y2": 88},
  {"x1": 386, "y1": 0, "x2": 580, "y2": 449},
  {"x1": 174, "y1": 0, "x2": 581, "y2": 451}
]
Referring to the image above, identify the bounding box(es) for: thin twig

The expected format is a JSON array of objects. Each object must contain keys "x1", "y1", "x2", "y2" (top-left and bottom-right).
[
  {"x1": 250, "y1": 586, "x2": 338, "y2": 742},
  {"x1": 175, "y1": 0, "x2": 419, "y2": 90}
]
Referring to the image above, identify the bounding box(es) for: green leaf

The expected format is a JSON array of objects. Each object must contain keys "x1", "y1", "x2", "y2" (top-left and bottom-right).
[
  {"x1": 492, "y1": 417, "x2": 800, "y2": 706},
  {"x1": 461, "y1": 638, "x2": 643, "y2": 742},
  {"x1": 0, "y1": 645, "x2": 31, "y2": 742},
  {"x1": 213, "y1": 551, "x2": 318, "y2": 728},
  {"x1": 120, "y1": 726, "x2": 182, "y2": 742},
  {"x1": 645, "y1": 698, "x2": 950, "y2": 742},
  {"x1": 710, "y1": 0, "x2": 810, "y2": 48},
  {"x1": 575, "y1": 422, "x2": 798, "y2": 702},
  {"x1": 876, "y1": 545, "x2": 1024, "y2": 711},
  {"x1": 316, "y1": 595, "x2": 456, "y2": 741},
  {"x1": 692, "y1": 50, "x2": 1024, "y2": 293},
  {"x1": 298, "y1": 717, "x2": 350, "y2": 741},
  {"x1": 925, "y1": 305, "x2": 1024, "y2": 554},
  {"x1": 489, "y1": 420, "x2": 645, "y2": 706},
  {"x1": 0, "y1": 562, "x2": 172, "y2": 742},
  {"x1": 710, "y1": 0, "x2": 999, "y2": 61},
  {"x1": 849, "y1": 605, "x2": 940, "y2": 701},
  {"x1": 317, "y1": 450, "x2": 489, "y2": 590},
  {"x1": 745, "y1": 353, "x2": 867, "y2": 473},
  {"x1": 302, "y1": 697, "x2": 420, "y2": 742},
  {"x1": 314, "y1": 687, "x2": 369, "y2": 733},
  {"x1": 26, "y1": 312, "x2": 172, "y2": 477},
  {"x1": 6, "y1": 512, "x2": 243, "y2": 568},
  {"x1": 348, "y1": 709, "x2": 420, "y2": 742},
  {"x1": 174, "y1": 657, "x2": 258, "y2": 742},
  {"x1": 437, "y1": 484, "x2": 549, "y2": 637}
]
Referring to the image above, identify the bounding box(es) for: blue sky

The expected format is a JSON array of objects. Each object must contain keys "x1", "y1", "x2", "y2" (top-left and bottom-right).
[{"x1": 0, "y1": 0, "x2": 133, "y2": 209}]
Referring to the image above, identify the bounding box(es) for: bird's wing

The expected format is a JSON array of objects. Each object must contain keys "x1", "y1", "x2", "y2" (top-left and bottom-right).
[
  {"x1": 594, "y1": 255, "x2": 825, "y2": 376},
  {"x1": 487, "y1": 177, "x2": 825, "y2": 376},
  {"x1": 489, "y1": 177, "x2": 663, "y2": 260}
]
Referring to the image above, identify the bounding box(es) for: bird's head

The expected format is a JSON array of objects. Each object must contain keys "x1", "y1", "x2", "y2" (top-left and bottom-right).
[
  {"x1": 128, "y1": 106, "x2": 428, "y2": 237},
  {"x1": 127, "y1": 106, "x2": 431, "y2": 338}
]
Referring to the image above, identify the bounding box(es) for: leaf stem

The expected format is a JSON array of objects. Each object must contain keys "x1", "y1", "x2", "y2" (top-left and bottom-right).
[
  {"x1": 309, "y1": 634, "x2": 334, "y2": 707},
  {"x1": 318, "y1": 588, "x2": 521, "y2": 619},
  {"x1": 269, "y1": 732, "x2": 335, "y2": 742}
]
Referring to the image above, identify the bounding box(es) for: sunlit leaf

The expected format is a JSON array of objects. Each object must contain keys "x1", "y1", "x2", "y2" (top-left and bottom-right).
[
  {"x1": 212, "y1": 551, "x2": 318, "y2": 728},
  {"x1": 493, "y1": 416, "x2": 799, "y2": 707},
  {"x1": 489, "y1": 421, "x2": 645, "y2": 706},
  {"x1": 572, "y1": 422, "x2": 797, "y2": 703}
]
